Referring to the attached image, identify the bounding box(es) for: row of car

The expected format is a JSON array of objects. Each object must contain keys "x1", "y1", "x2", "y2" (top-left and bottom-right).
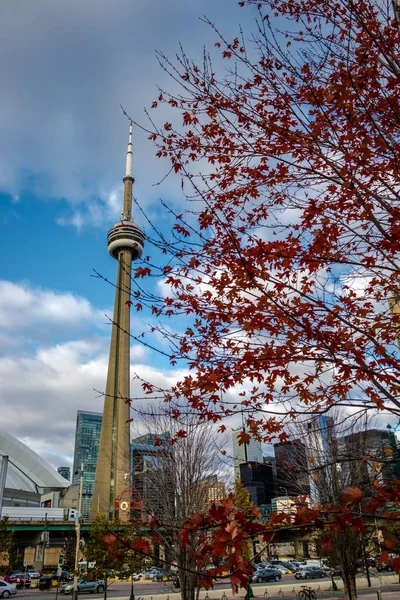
[
  {"x1": 3, "y1": 570, "x2": 74, "y2": 589},
  {"x1": 251, "y1": 561, "x2": 327, "y2": 583},
  {"x1": 132, "y1": 567, "x2": 171, "y2": 582}
]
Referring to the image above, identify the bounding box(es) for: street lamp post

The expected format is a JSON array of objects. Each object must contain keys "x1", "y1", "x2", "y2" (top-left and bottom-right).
[
  {"x1": 129, "y1": 575, "x2": 134, "y2": 600},
  {"x1": 73, "y1": 463, "x2": 84, "y2": 600}
]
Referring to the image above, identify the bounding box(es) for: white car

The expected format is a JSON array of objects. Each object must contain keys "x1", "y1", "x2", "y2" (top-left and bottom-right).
[
  {"x1": 28, "y1": 571, "x2": 40, "y2": 580},
  {"x1": 0, "y1": 581, "x2": 17, "y2": 598},
  {"x1": 275, "y1": 566, "x2": 289, "y2": 574}
]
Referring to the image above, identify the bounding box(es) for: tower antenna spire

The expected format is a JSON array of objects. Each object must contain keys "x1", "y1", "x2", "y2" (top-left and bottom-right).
[
  {"x1": 125, "y1": 120, "x2": 133, "y2": 178},
  {"x1": 121, "y1": 120, "x2": 134, "y2": 221}
]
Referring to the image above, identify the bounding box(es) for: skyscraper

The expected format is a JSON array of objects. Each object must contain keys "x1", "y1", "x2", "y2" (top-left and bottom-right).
[
  {"x1": 57, "y1": 466, "x2": 71, "y2": 481},
  {"x1": 72, "y1": 410, "x2": 102, "y2": 521},
  {"x1": 232, "y1": 428, "x2": 263, "y2": 478},
  {"x1": 91, "y1": 122, "x2": 145, "y2": 521},
  {"x1": 193, "y1": 475, "x2": 226, "y2": 514},
  {"x1": 239, "y1": 461, "x2": 275, "y2": 506},
  {"x1": 130, "y1": 433, "x2": 174, "y2": 520},
  {"x1": 274, "y1": 439, "x2": 310, "y2": 496}
]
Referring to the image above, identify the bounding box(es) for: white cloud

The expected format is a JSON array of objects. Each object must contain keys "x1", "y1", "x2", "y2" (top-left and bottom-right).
[
  {"x1": 0, "y1": 279, "x2": 183, "y2": 468},
  {"x1": 0, "y1": 280, "x2": 100, "y2": 337}
]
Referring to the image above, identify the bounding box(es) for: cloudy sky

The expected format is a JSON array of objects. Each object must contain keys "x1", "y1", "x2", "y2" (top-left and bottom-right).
[{"x1": 0, "y1": 0, "x2": 260, "y2": 469}]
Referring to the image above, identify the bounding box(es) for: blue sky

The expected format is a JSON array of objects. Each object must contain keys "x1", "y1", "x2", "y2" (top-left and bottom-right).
[{"x1": 0, "y1": 0, "x2": 260, "y2": 468}]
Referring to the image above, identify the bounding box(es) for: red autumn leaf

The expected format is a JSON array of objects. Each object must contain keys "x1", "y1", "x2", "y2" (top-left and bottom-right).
[
  {"x1": 178, "y1": 528, "x2": 191, "y2": 548},
  {"x1": 378, "y1": 551, "x2": 389, "y2": 566},
  {"x1": 340, "y1": 487, "x2": 363, "y2": 504}
]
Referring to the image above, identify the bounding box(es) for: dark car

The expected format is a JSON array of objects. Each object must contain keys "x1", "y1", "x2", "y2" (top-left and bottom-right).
[
  {"x1": 295, "y1": 566, "x2": 326, "y2": 580},
  {"x1": 377, "y1": 558, "x2": 394, "y2": 572},
  {"x1": 151, "y1": 570, "x2": 171, "y2": 581},
  {"x1": 51, "y1": 571, "x2": 73, "y2": 582},
  {"x1": 10, "y1": 574, "x2": 31, "y2": 589},
  {"x1": 283, "y1": 562, "x2": 300, "y2": 572},
  {"x1": 252, "y1": 568, "x2": 281, "y2": 583},
  {"x1": 39, "y1": 576, "x2": 52, "y2": 591}
]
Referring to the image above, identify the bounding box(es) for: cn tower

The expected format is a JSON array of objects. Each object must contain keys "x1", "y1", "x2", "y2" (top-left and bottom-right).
[{"x1": 91, "y1": 122, "x2": 144, "y2": 521}]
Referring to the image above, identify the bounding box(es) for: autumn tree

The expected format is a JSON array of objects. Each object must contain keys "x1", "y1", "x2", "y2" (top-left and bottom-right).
[
  {"x1": 232, "y1": 480, "x2": 253, "y2": 562},
  {"x1": 113, "y1": 0, "x2": 400, "y2": 596},
  {"x1": 281, "y1": 414, "x2": 380, "y2": 599},
  {"x1": 62, "y1": 532, "x2": 76, "y2": 573},
  {"x1": 129, "y1": 408, "x2": 229, "y2": 600},
  {"x1": 129, "y1": 0, "x2": 400, "y2": 442},
  {"x1": 0, "y1": 518, "x2": 17, "y2": 571},
  {"x1": 84, "y1": 516, "x2": 145, "y2": 599}
]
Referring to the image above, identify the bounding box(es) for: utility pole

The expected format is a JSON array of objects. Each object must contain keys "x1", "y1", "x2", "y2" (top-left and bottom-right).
[
  {"x1": 0, "y1": 455, "x2": 9, "y2": 519},
  {"x1": 73, "y1": 463, "x2": 84, "y2": 600},
  {"x1": 41, "y1": 513, "x2": 48, "y2": 573}
]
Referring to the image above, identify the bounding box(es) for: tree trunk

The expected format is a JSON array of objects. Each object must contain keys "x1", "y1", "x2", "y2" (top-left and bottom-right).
[
  {"x1": 179, "y1": 570, "x2": 196, "y2": 600},
  {"x1": 342, "y1": 572, "x2": 357, "y2": 600}
]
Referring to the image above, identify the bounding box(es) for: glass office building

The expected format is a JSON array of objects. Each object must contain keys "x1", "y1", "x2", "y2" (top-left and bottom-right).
[{"x1": 72, "y1": 410, "x2": 102, "y2": 521}]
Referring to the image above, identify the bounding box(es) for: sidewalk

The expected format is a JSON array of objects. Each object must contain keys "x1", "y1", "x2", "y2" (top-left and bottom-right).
[{"x1": 127, "y1": 581, "x2": 400, "y2": 600}]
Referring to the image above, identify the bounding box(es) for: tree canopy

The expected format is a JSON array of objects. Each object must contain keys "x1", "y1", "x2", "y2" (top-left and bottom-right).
[{"x1": 111, "y1": 1, "x2": 400, "y2": 597}]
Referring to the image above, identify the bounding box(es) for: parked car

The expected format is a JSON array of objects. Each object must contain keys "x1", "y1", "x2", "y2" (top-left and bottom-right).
[
  {"x1": 28, "y1": 570, "x2": 41, "y2": 579},
  {"x1": 62, "y1": 579, "x2": 105, "y2": 595},
  {"x1": 274, "y1": 565, "x2": 288, "y2": 574},
  {"x1": 140, "y1": 569, "x2": 158, "y2": 580},
  {"x1": 377, "y1": 558, "x2": 394, "y2": 572},
  {"x1": 283, "y1": 562, "x2": 300, "y2": 572},
  {"x1": 251, "y1": 568, "x2": 281, "y2": 583},
  {"x1": 9, "y1": 574, "x2": 30, "y2": 589},
  {"x1": 39, "y1": 576, "x2": 52, "y2": 591},
  {"x1": 152, "y1": 570, "x2": 170, "y2": 582},
  {"x1": 51, "y1": 571, "x2": 73, "y2": 582},
  {"x1": 131, "y1": 573, "x2": 143, "y2": 581},
  {"x1": 295, "y1": 566, "x2": 326, "y2": 580},
  {"x1": 0, "y1": 581, "x2": 17, "y2": 598}
]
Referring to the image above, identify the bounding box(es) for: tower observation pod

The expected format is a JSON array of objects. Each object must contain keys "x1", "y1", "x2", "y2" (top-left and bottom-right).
[{"x1": 90, "y1": 121, "x2": 144, "y2": 522}]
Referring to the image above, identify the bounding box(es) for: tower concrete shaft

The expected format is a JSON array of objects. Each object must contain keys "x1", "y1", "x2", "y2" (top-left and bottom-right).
[{"x1": 91, "y1": 122, "x2": 144, "y2": 522}]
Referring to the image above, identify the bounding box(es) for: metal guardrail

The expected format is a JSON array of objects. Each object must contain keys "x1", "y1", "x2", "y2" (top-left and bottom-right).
[{"x1": 3, "y1": 517, "x2": 70, "y2": 522}]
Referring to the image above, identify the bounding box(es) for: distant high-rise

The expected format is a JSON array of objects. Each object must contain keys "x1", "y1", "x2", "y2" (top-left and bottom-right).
[
  {"x1": 339, "y1": 428, "x2": 400, "y2": 489},
  {"x1": 193, "y1": 475, "x2": 226, "y2": 514},
  {"x1": 232, "y1": 428, "x2": 263, "y2": 478},
  {"x1": 91, "y1": 122, "x2": 145, "y2": 521},
  {"x1": 72, "y1": 410, "x2": 102, "y2": 521},
  {"x1": 239, "y1": 461, "x2": 275, "y2": 506},
  {"x1": 131, "y1": 433, "x2": 173, "y2": 519},
  {"x1": 274, "y1": 439, "x2": 310, "y2": 496},
  {"x1": 57, "y1": 466, "x2": 71, "y2": 482},
  {"x1": 305, "y1": 416, "x2": 335, "y2": 502}
]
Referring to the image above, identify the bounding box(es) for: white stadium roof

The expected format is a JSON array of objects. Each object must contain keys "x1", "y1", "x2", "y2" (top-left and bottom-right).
[{"x1": 0, "y1": 430, "x2": 69, "y2": 493}]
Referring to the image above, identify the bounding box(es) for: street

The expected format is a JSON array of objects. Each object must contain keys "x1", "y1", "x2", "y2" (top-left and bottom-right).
[{"x1": 12, "y1": 571, "x2": 398, "y2": 600}]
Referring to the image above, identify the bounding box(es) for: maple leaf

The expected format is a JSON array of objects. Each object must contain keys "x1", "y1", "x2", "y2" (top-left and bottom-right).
[
  {"x1": 131, "y1": 538, "x2": 150, "y2": 553},
  {"x1": 237, "y1": 431, "x2": 251, "y2": 445},
  {"x1": 340, "y1": 487, "x2": 363, "y2": 504},
  {"x1": 378, "y1": 551, "x2": 389, "y2": 566},
  {"x1": 186, "y1": 513, "x2": 204, "y2": 529},
  {"x1": 178, "y1": 528, "x2": 191, "y2": 548}
]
